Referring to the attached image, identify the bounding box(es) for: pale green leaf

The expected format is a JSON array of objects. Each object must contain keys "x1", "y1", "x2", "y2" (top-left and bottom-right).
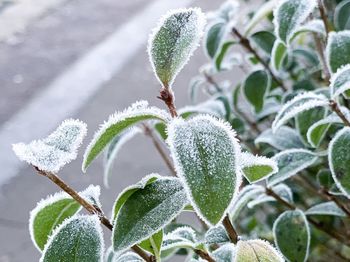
[
  {"x1": 250, "y1": 31, "x2": 276, "y2": 55},
  {"x1": 139, "y1": 230, "x2": 163, "y2": 260},
  {"x1": 330, "y1": 64, "x2": 350, "y2": 99},
  {"x1": 212, "y1": 243, "x2": 235, "y2": 262},
  {"x1": 305, "y1": 201, "x2": 346, "y2": 217},
  {"x1": 114, "y1": 252, "x2": 144, "y2": 262},
  {"x1": 215, "y1": 41, "x2": 236, "y2": 71},
  {"x1": 205, "y1": 225, "x2": 230, "y2": 244},
  {"x1": 334, "y1": 0, "x2": 350, "y2": 31},
  {"x1": 248, "y1": 184, "x2": 293, "y2": 208},
  {"x1": 271, "y1": 40, "x2": 288, "y2": 71},
  {"x1": 290, "y1": 20, "x2": 326, "y2": 42}
]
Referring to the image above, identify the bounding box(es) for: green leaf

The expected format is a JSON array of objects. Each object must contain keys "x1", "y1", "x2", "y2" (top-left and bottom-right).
[
  {"x1": 268, "y1": 149, "x2": 318, "y2": 186},
  {"x1": 255, "y1": 126, "x2": 305, "y2": 150},
  {"x1": 250, "y1": 31, "x2": 276, "y2": 54},
  {"x1": 295, "y1": 107, "x2": 327, "y2": 144},
  {"x1": 162, "y1": 226, "x2": 197, "y2": 251},
  {"x1": 167, "y1": 115, "x2": 241, "y2": 225},
  {"x1": 148, "y1": 8, "x2": 206, "y2": 88},
  {"x1": 112, "y1": 177, "x2": 187, "y2": 252},
  {"x1": 272, "y1": 92, "x2": 328, "y2": 132},
  {"x1": 330, "y1": 64, "x2": 350, "y2": 99},
  {"x1": 82, "y1": 101, "x2": 170, "y2": 172},
  {"x1": 103, "y1": 128, "x2": 141, "y2": 187},
  {"x1": 326, "y1": 31, "x2": 350, "y2": 73},
  {"x1": 271, "y1": 40, "x2": 288, "y2": 71},
  {"x1": 248, "y1": 184, "x2": 293, "y2": 208},
  {"x1": 154, "y1": 122, "x2": 167, "y2": 140},
  {"x1": 290, "y1": 20, "x2": 326, "y2": 42},
  {"x1": 205, "y1": 225, "x2": 229, "y2": 245},
  {"x1": 139, "y1": 230, "x2": 163, "y2": 260},
  {"x1": 189, "y1": 76, "x2": 205, "y2": 104},
  {"x1": 235, "y1": 239, "x2": 284, "y2": 262},
  {"x1": 29, "y1": 185, "x2": 100, "y2": 251},
  {"x1": 205, "y1": 21, "x2": 226, "y2": 59},
  {"x1": 41, "y1": 215, "x2": 104, "y2": 262},
  {"x1": 334, "y1": 0, "x2": 350, "y2": 31},
  {"x1": 329, "y1": 127, "x2": 350, "y2": 198},
  {"x1": 212, "y1": 243, "x2": 235, "y2": 262},
  {"x1": 215, "y1": 41, "x2": 236, "y2": 71},
  {"x1": 274, "y1": 0, "x2": 317, "y2": 44},
  {"x1": 179, "y1": 100, "x2": 226, "y2": 119},
  {"x1": 305, "y1": 201, "x2": 346, "y2": 217},
  {"x1": 243, "y1": 70, "x2": 271, "y2": 113},
  {"x1": 240, "y1": 152, "x2": 278, "y2": 183},
  {"x1": 273, "y1": 210, "x2": 310, "y2": 262}
]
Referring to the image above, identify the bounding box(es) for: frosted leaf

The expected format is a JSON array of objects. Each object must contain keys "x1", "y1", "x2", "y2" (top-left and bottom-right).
[
  {"x1": 114, "y1": 252, "x2": 144, "y2": 262},
  {"x1": 273, "y1": 210, "x2": 310, "y2": 262},
  {"x1": 240, "y1": 152, "x2": 278, "y2": 183},
  {"x1": 271, "y1": 40, "x2": 287, "y2": 72},
  {"x1": 229, "y1": 185, "x2": 265, "y2": 221},
  {"x1": 189, "y1": 76, "x2": 206, "y2": 104},
  {"x1": 167, "y1": 115, "x2": 241, "y2": 226},
  {"x1": 329, "y1": 127, "x2": 350, "y2": 198},
  {"x1": 330, "y1": 64, "x2": 350, "y2": 99},
  {"x1": 244, "y1": 0, "x2": 278, "y2": 35},
  {"x1": 162, "y1": 226, "x2": 197, "y2": 251},
  {"x1": 82, "y1": 101, "x2": 170, "y2": 171},
  {"x1": 273, "y1": 0, "x2": 317, "y2": 44},
  {"x1": 290, "y1": 19, "x2": 326, "y2": 42},
  {"x1": 179, "y1": 99, "x2": 226, "y2": 119},
  {"x1": 29, "y1": 185, "x2": 100, "y2": 251},
  {"x1": 305, "y1": 201, "x2": 346, "y2": 217},
  {"x1": 250, "y1": 31, "x2": 276, "y2": 55},
  {"x1": 234, "y1": 239, "x2": 284, "y2": 262},
  {"x1": 205, "y1": 21, "x2": 227, "y2": 59},
  {"x1": 13, "y1": 119, "x2": 87, "y2": 173},
  {"x1": 243, "y1": 70, "x2": 271, "y2": 113},
  {"x1": 148, "y1": 8, "x2": 206, "y2": 88},
  {"x1": 103, "y1": 127, "x2": 141, "y2": 188},
  {"x1": 139, "y1": 230, "x2": 163, "y2": 259},
  {"x1": 248, "y1": 184, "x2": 293, "y2": 208},
  {"x1": 212, "y1": 243, "x2": 235, "y2": 262},
  {"x1": 215, "y1": 41, "x2": 237, "y2": 71},
  {"x1": 326, "y1": 31, "x2": 350, "y2": 73},
  {"x1": 41, "y1": 215, "x2": 104, "y2": 262},
  {"x1": 334, "y1": 0, "x2": 350, "y2": 31},
  {"x1": 255, "y1": 127, "x2": 305, "y2": 150},
  {"x1": 271, "y1": 92, "x2": 329, "y2": 133},
  {"x1": 267, "y1": 149, "x2": 318, "y2": 186},
  {"x1": 112, "y1": 177, "x2": 187, "y2": 253},
  {"x1": 205, "y1": 225, "x2": 229, "y2": 244},
  {"x1": 256, "y1": 98, "x2": 281, "y2": 121}
]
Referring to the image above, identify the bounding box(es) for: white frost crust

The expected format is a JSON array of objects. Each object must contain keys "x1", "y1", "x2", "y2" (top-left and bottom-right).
[
  {"x1": 234, "y1": 239, "x2": 284, "y2": 262},
  {"x1": 291, "y1": 19, "x2": 326, "y2": 42},
  {"x1": 273, "y1": 0, "x2": 317, "y2": 44},
  {"x1": 271, "y1": 92, "x2": 329, "y2": 133},
  {"x1": 29, "y1": 185, "x2": 101, "y2": 252},
  {"x1": 305, "y1": 201, "x2": 346, "y2": 217},
  {"x1": 328, "y1": 127, "x2": 350, "y2": 199},
  {"x1": 268, "y1": 148, "x2": 318, "y2": 186},
  {"x1": 240, "y1": 152, "x2": 278, "y2": 183},
  {"x1": 147, "y1": 8, "x2": 206, "y2": 88},
  {"x1": 273, "y1": 209, "x2": 310, "y2": 262},
  {"x1": 167, "y1": 115, "x2": 242, "y2": 226},
  {"x1": 111, "y1": 173, "x2": 161, "y2": 222},
  {"x1": 326, "y1": 31, "x2": 350, "y2": 74},
  {"x1": 40, "y1": 214, "x2": 104, "y2": 262},
  {"x1": 330, "y1": 64, "x2": 350, "y2": 98},
  {"x1": 82, "y1": 100, "x2": 170, "y2": 172},
  {"x1": 115, "y1": 252, "x2": 144, "y2": 262},
  {"x1": 162, "y1": 226, "x2": 197, "y2": 250},
  {"x1": 13, "y1": 119, "x2": 87, "y2": 173},
  {"x1": 103, "y1": 127, "x2": 142, "y2": 188}
]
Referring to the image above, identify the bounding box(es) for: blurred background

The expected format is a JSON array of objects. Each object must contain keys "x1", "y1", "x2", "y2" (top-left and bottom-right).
[{"x1": 0, "y1": 0, "x2": 251, "y2": 261}]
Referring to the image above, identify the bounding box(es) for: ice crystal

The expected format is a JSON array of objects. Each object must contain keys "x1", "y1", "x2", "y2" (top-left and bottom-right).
[
  {"x1": 13, "y1": 119, "x2": 87, "y2": 173},
  {"x1": 148, "y1": 8, "x2": 206, "y2": 88},
  {"x1": 271, "y1": 92, "x2": 328, "y2": 132}
]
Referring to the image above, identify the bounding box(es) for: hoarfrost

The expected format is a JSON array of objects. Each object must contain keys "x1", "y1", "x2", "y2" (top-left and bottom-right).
[
  {"x1": 148, "y1": 8, "x2": 206, "y2": 88},
  {"x1": 305, "y1": 201, "x2": 346, "y2": 217},
  {"x1": 114, "y1": 252, "x2": 144, "y2": 262},
  {"x1": 326, "y1": 31, "x2": 350, "y2": 73},
  {"x1": 330, "y1": 64, "x2": 350, "y2": 98},
  {"x1": 103, "y1": 127, "x2": 142, "y2": 188},
  {"x1": 205, "y1": 225, "x2": 230, "y2": 244},
  {"x1": 291, "y1": 19, "x2": 326, "y2": 42},
  {"x1": 162, "y1": 226, "x2": 197, "y2": 251},
  {"x1": 212, "y1": 243, "x2": 235, "y2": 262},
  {"x1": 13, "y1": 119, "x2": 87, "y2": 173},
  {"x1": 271, "y1": 92, "x2": 328, "y2": 133},
  {"x1": 41, "y1": 215, "x2": 104, "y2": 262},
  {"x1": 82, "y1": 101, "x2": 170, "y2": 172},
  {"x1": 247, "y1": 184, "x2": 293, "y2": 208}
]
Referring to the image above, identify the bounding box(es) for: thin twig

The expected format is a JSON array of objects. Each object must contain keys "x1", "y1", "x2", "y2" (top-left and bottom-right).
[
  {"x1": 320, "y1": 188, "x2": 350, "y2": 218},
  {"x1": 34, "y1": 167, "x2": 155, "y2": 262},
  {"x1": 195, "y1": 249, "x2": 216, "y2": 262},
  {"x1": 329, "y1": 100, "x2": 350, "y2": 126},
  {"x1": 203, "y1": 72, "x2": 222, "y2": 93},
  {"x1": 222, "y1": 214, "x2": 238, "y2": 244},
  {"x1": 312, "y1": 33, "x2": 331, "y2": 83},
  {"x1": 231, "y1": 28, "x2": 287, "y2": 91},
  {"x1": 318, "y1": 0, "x2": 331, "y2": 38},
  {"x1": 143, "y1": 124, "x2": 177, "y2": 177}
]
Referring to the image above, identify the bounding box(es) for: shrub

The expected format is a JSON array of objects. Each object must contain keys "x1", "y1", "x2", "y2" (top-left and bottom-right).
[{"x1": 13, "y1": 0, "x2": 350, "y2": 261}]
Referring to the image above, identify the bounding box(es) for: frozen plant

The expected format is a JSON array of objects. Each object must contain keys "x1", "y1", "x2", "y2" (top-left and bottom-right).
[{"x1": 12, "y1": 1, "x2": 350, "y2": 261}]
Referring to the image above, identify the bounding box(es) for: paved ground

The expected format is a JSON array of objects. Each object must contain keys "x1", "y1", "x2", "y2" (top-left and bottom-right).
[{"x1": 0, "y1": 0, "x2": 230, "y2": 261}]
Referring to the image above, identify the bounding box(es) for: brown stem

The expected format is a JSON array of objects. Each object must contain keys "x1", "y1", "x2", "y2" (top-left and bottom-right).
[
  {"x1": 318, "y1": 0, "x2": 331, "y2": 38},
  {"x1": 329, "y1": 100, "x2": 350, "y2": 126},
  {"x1": 158, "y1": 88, "x2": 178, "y2": 118},
  {"x1": 232, "y1": 28, "x2": 287, "y2": 91},
  {"x1": 195, "y1": 249, "x2": 216, "y2": 262},
  {"x1": 203, "y1": 72, "x2": 222, "y2": 93},
  {"x1": 312, "y1": 33, "x2": 331, "y2": 83},
  {"x1": 143, "y1": 124, "x2": 177, "y2": 177},
  {"x1": 34, "y1": 167, "x2": 154, "y2": 262},
  {"x1": 222, "y1": 214, "x2": 238, "y2": 244},
  {"x1": 266, "y1": 187, "x2": 350, "y2": 246}
]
